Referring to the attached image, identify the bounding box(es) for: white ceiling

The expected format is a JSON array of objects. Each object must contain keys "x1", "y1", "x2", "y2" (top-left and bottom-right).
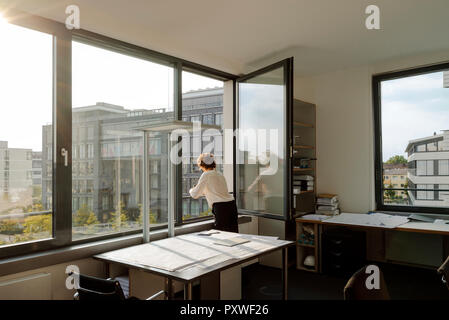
[{"x1": 2, "y1": 0, "x2": 449, "y2": 76}]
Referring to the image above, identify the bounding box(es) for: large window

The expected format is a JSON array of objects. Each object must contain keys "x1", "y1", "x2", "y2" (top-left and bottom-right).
[
  {"x1": 71, "y1": 40, "x2": 174, "y2": 240},
  {"x1": 0, "y1": 12, "x2": 235, "y2": 258},
  {"x1": 374, "y1": 63, "x2": 449, "y2": 213},
  {"x1": 0, "y1": 22, "x2": 53, "y2": 248},
  {"x1": 181, "y1": 71, "x2": 224, "y2": 221}
]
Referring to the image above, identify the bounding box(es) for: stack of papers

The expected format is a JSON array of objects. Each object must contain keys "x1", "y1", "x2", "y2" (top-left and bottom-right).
[{"x1": 300, "y1": 214, "x2": 331, "y2": 221}]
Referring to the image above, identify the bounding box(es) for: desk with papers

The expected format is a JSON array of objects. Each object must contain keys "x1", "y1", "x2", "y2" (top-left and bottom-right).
[
  {"x1": 94, "y1": 230, "x2": 293, "y2": 300},
  {"x1": 296, "y1": 212, "x2": 449, "y2": 272},
  {"x1": 298, "y1": 212, "x2": 449, "y2": 235}
]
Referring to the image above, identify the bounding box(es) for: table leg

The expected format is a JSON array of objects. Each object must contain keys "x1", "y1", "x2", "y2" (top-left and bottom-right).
[
  {"x1": 165, "y1": 278, "x2": 173, "y2": 300},
  {"x1": 184, "y1": 282, "x2": 193, "y2": 300},
  {"x1": 282, "y1": 247, "x2": 288, "y2": 300}
]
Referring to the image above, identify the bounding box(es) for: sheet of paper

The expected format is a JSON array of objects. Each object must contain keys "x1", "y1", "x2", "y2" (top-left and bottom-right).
[
  {"x1": 213, "y1": 237, "x2": 250, "y2": 247},
  {"x1": 325, "y1": 212, "x2": 409, "y2": 229},
  {"x1": 101, "y1": 237, "x2": 221, "y2": 272},
  {"x1": 102, "y1": 231, "x2": 287, "y2": 272}
]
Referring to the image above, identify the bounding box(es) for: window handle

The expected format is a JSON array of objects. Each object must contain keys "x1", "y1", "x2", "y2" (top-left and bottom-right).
[{"x1": 61, "y1": 148, "x2": 69, "y2": 167}]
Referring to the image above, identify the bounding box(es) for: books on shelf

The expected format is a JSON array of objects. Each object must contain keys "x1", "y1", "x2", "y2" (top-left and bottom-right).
[{"x1": 293, "y1": 175, "x2": 314, "y2": 194}]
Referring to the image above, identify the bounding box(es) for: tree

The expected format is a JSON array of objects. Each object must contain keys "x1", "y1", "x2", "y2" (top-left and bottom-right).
[
  {"x1": 137, "y1": 204, "x2": 157, "y2": 226},
  {"x1": 22, "y1": 201, "x2": 44, "y2": 213},
  {"x1": 0, "y1": 219, "x2": 22, "y2": 234},
  {"x1": 384, "y1": 184, "x2": 396, "y2": 200},
  {"x1": 109, "y1": 202, "x2": 130, "y2": 229},
  {"x1": 74, "y1": 204, "x2": 99, "y2": 226},
  {"x1": 22, "y1": 214, "x2": 52, "y2": 235},
  {"x1": 386, "y1": 155, "x2": 407, "y2": 165},
  {"x1": 199, "y1": 209, "x2": 212, "y2": 217}
]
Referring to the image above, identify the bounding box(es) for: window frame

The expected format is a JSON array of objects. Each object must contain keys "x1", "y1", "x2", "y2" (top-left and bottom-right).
[
  {"x1": 0, "y1": 8, "x2": 237, "y2": 259},
  {"x1": 373, "y1": 62, "x2": 449, "y2": 215}
]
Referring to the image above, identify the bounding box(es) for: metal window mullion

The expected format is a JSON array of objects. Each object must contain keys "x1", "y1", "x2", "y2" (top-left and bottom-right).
[
  {"x1": 174, "y1": 62, "x2": 183, "y2": 226},
  {"x1": 53, "y1": 31, "x2": 72, "y2": 246}
]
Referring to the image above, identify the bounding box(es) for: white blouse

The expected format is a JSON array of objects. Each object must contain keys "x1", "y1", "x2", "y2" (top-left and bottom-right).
[{"x1": 189, "y1": 170, "x2": 234, "y2": 207}]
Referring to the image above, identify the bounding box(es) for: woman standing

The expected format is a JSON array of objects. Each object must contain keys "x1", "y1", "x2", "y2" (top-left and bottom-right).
[{"x1": 189, "y1": 153, "x2": 238, "y2": 232}]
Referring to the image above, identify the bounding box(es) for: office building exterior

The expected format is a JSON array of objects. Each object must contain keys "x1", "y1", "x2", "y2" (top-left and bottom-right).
[
  {"x1": 41, "y1": 88, "x2": 224, "y2": 226},
  {"x1": 0, "y1": 141, "x2": 33, "y2": 213},
  {"x1": 444, "y1": 70, "x2": 449, "y2": 88},
  {"x1": 406, "y1": 130, "x2": 449, "y2": 207}
]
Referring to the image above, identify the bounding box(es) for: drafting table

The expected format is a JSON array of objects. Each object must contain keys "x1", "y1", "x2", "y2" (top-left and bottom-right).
[{"x1": 94, "y1": 230, "x2": 294, "y2": 300}]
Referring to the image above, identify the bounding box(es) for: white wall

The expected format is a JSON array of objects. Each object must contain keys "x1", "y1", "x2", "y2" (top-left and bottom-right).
[{"x1": 295, "y1": 49, "x2": 449, "y2": 213}]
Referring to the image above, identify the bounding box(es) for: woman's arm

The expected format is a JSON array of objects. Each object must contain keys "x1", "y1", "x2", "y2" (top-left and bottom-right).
[{"x1": 189, "y1": 173, "x2": 207, "y2": 199}]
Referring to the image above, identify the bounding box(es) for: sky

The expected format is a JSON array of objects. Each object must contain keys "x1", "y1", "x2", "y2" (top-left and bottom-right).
[
  {"x1": 381, "y1": 71, "x2": 449, "y2": 161},
  {"x1": 0, "y1": 20, "x2": 222, "y2": 152}
]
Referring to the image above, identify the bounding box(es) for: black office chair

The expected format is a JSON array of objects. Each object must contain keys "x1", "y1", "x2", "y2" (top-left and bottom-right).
[
  {"x1": 71, "y1": 273, "x2": 166, "y2": 301},
  {"x1": 438, "y1": 255, "x2": 449, "y2": 290}
]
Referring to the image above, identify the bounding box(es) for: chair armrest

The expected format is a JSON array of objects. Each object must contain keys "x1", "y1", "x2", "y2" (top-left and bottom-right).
[{"x1": 146, "y1": 290, "x2": 166, "y2": 300}]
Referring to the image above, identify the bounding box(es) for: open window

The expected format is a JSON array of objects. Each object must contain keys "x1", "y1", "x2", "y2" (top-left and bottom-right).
[{"x1": 235, "y1": 58, "x2": 293, "y2": 220}]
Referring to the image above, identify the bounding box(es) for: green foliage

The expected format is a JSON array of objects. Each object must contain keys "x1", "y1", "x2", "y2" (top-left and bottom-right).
[
  {"x1": 137, "y1": 204, "x2": 157, "y2": 225},
  {"x1": 386, "y1": 155, "x2": 407, "y2": 165},
  {"x1": 384, "y1": 184, "x2": 396, "y2": 200},
  {"x1": 22, "y1": 214, "x2": 52, "y2": 235},
  {"x1": 199, "y1": 209, "x2": 212, "y2": 217},
  {"x1": 22, "y1": 202, "x2": 44, "y2": 213},
  {"x1": 74, "y1": 204, "x2": 99, "y2": 227},
  {"x1": 109, "y1": 202, "x2": 129, "y2": 229},
  {"x1": 0, "y1": 219, "x2": 22, "y2": 234}
]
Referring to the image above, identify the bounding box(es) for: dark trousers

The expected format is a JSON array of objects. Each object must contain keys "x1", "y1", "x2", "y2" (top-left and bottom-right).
[{"x1": 212, "y1": 200, "x2": 238, "y2": 233}]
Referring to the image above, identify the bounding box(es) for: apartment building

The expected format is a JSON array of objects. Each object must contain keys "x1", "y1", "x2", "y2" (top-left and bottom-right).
[
  {"x1": 405, "y1": 130, "x2": 449, "y2": 207},
  {"x1": 383, "y1": 163, "x2": 408, "y2": 199}
]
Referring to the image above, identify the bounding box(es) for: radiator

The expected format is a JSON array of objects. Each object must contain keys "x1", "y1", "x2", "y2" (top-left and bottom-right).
[{"x1": 0, "y1": 273, "x2": 52, "y2": 300}]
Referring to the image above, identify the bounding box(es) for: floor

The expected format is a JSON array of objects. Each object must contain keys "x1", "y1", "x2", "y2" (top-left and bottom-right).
[{"x1": 241, "y1": 262, "x2": 449, "y2": 300}]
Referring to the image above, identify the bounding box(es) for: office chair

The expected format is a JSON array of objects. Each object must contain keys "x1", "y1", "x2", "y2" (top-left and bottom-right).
[
  {"x1": 71, "y1": 273, "x2": 166, "y2": 301},
  {"x1": 343, "y1": 265, "x2": 390, "y2": 300},
  {"x1": 437, "y1": 255, "x2": 449, "y2": 290}
]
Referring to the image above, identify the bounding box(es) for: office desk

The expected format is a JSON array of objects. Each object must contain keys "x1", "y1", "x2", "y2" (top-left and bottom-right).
[
  {"x1": 297, "y1": 217, "x2": 449, "y2": 236},
  {"x1": 94, "y1": 230, "x2": 293, "y2": 300},
  {"x1": 296, "y1": 215, "x2": 449, "y2": 271}
]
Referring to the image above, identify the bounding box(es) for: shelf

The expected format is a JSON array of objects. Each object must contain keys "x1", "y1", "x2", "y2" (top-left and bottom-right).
[
  {"x1": 293, "y1": 145, "x2": 315, "y2": 149},
  {"x1": 295, "y1": 190, "x2": 314, "y2": 195},
  {"x1": 296, "y1": 242, "x2": 315, "y2": 248},
  {"x1": 293, "y1": 168, "x2": 315, "y2": 172},
  {"x1": 296, "y1": 265, "x2": 318, "y2": 272},
  {"x1": 293, "y1": 121, "x2": 314, "y2": 128}
]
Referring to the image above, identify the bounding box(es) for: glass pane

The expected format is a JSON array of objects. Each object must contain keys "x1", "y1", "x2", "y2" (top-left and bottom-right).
[
  {"x1": 72, "y1": 41, "x2": 174, "y2": 240},
  {"x1": 0, "y1": 22, "x2": 53, "y2": 247},
  {"x1": 237, "y1": 67, "x2": 285, "y2": 215},
  {"x1": 439, "y1": 160, "x2": 449, "y2": 176},
  {"x1": 181, "y1": 71, "x2": 224, "y2": 221},
  {"x1": 381, "y1": 69, "x2": 449, "y2": 207}
]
